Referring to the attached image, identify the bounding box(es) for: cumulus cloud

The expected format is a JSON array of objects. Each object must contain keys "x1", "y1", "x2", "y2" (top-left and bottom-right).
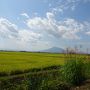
[
  {"x1": 0, "y1": 17, "x2": 53, "y2": 51},
  {"x1": 18, "y1": 30, "x2": 41, "y2": 42},
  {"x1": 27, "y1": 12, "x2": 86, "y2": 40},
  {"x1": 0, "y1": 12, "x2": 90, "y2": 50},
  {"x1": 0, "y1": 17, "x2": 41, "y2": 44},
  {"x1": 0, "y1": 12, "x2": 87, "y2": 42},
  {"x1": 0, "y1": 18, "x2": 18, "y2": 39}
]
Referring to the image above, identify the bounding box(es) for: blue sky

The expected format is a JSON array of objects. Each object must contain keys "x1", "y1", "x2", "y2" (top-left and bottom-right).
[{"x1": 0, "y1": 0, "x2": 90, "y2": 52}]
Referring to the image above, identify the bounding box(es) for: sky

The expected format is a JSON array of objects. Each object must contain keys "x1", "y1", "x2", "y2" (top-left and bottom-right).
[{"x1": 0, "y1": 0, "x2": 90, "y2": 51}]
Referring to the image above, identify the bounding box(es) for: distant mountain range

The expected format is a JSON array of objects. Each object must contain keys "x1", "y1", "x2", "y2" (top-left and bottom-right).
[
  {"x1": 39, "y1": 47, "x2": 64, "y2": 53},
  {"x1": 1, "y1": 47, "x2": 89, "y2": 54}
]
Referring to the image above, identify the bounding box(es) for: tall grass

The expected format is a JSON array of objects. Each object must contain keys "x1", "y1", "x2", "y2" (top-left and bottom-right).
[
  {"x1": 85, "y1": 61, "x2": 90, "y2": 78},
  {"x1": 61, "y1": 59, "x2": 85, "y2": 85}
]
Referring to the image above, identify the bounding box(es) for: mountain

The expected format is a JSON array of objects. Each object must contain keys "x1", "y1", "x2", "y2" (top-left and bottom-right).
[{"x1": 39, "y1": 47, "x2": 64, "y2": 53}]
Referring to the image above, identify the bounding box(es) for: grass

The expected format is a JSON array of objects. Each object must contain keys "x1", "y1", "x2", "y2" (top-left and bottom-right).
[
  {"x1": 0, "y1": 51, "x2": 89, "y2": 90},
  {"x1": 61, "y1": 59, "x2": 86, "y2": 85},
  {"x1": 0, "y1": 51, "x2": 65, "y2": 73}
]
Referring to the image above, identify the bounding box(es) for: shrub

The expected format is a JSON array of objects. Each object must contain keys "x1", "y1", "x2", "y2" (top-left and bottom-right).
[{"x1": 61, "y1": 59, "x2": 85, "y2": 85}]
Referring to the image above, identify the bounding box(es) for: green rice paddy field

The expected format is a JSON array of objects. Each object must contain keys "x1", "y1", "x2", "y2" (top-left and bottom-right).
[
  {"x1": 0, "y1": 52, "x2": 65, "y2": 73},
  {"x1": 0, "y1": 51, "x2": 89, "y2": 73}
]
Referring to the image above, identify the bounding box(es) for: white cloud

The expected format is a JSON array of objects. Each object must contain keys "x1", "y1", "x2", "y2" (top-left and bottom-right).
[
  {"x1": 62, "y1": 32, "x2": 80, "y2": 39},
  {"x1": 0, "y1": 17, "x2": 42, "y2": 50},
  {"x1": 0, "y1": 18, "x2": 18, "y2": 39},
  {"x1": 86, "y1": 32, "x2": 90, "y2": 35},
  {"x1": 27, "y1": 12, "x2": 85, "y2": 40},
  {"x1": 46, "y1": 12, "x2": 54, "y2": 19},
  {"x1": 0, "y1": 11, "x2": 90, "y2": 50},
  {"x1": 21, "y1": 13, "x2": 29, "y2": 18},
  {"x1": 51, "y1": 0, "x2": 90, "y2": 14},
  {"x1": 18, "y1": 30, "x2": 41, "y2": 43},
  {"x1": 84, "y1": 22, "x2": 90, "y2": 35}
]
